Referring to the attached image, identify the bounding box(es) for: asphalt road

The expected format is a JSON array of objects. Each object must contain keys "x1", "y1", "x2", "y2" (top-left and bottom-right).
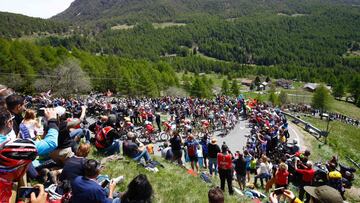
[{"x1": 87, "y1": 116, "x2": 306, "y2": 156}]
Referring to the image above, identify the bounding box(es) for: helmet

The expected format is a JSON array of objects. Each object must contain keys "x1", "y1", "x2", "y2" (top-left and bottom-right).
[
  {"x1": 328, "y1": 171, "x2": 342, "y2": 179},
  {"x1": 0, "y1": 139, "x2": 38, "y2": 182}
]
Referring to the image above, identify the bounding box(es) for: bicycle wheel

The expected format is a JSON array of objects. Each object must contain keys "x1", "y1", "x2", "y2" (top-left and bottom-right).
[
  {"x1": 160, "y1": 132, "x2": 169, "y2": 141},
  {"x1": 138, "y1": 134, "x2": 147, "y2": 143},
  {"x1": 149, "y1": 134, "x2": 157, "y2": 144}
]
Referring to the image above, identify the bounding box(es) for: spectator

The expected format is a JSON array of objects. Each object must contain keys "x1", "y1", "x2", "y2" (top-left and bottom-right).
[
  {"x1": 295, "y1": 160, "x2": 315, "y2": 202},
  {"x1": 184, "y1": 134, "x2": 199, "y2": 172},
  {"x1": 217, "y1": 144, "x2": 233, "y2": 195},
  {"x1": 49, "y1": 109, "x2": 78, "y2": 165},
  {"x1": 0, "y1": 137, "x2": 37, "y2": 202},
  {"x1": 161, "y1": 142, "x2": 173, "y2": 161},
  {"x1": 155, "y1": 113, "x2": 161, "y2": 131},
  {"x1": 123, "y1": 132, "x2": 152, "y2": 163},
  {"x1": 0, "y1": 85, "x2": 14, "y2": 107},
  {"x1": 233, "y1": 151, "x2": 247, "y2": 190},
  {"x1": 274, "y1": 162, "x2": 289, "y2": 188},
  {"x1": 0, "y1": 106, "x2": 13, "y2": 143},
  {"x1": 254, "y1": 156, "x2": 271, "y2": 189},
  {"x1": 6, "y1": 94, "x2": 26, "y2": 138},
  {"x1": 208, "y1": 187, "x2": 224, "y2": 203},
  {"x1": 207, "y1": 138, "x2": 220, "y2": 176},
  {"x1": 170, "y1": 131, "x2": 183, "y2": 165},
  {"x1": 304, "y1": 185, "x2": 344, "y2": 203},
  {"x1": 94, "y1": 115, "x2": 121, "y2": 156},
  {"x1": 67, "y1": 106, "x2": 91, "y2": 145},
  {"x1": 27, "y1": 108, "x2": 60, "y2": 180},
  {"x1": 59, "y1": 143, "x2": 91, "y2": 183},
  {"x1": 121, "y1": 174, "x2": 153, "y2": 203},
  {"x1": 19, "y1": 109, "x2": 41, "y2": 139},
  {"x1": 71, "y1": 159, "x2": 120, "y2": 203},
  {"x1": 199, "y1": 135, "x2": 209, "y2": 169},
  {"x1": 244, "y1": 150, "x2": 253, "y2": 183}
]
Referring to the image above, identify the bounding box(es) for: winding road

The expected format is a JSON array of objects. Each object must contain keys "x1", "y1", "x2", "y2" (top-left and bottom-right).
[{"x1": 209, "y1": 118, "x2": 306, "y2": 153}]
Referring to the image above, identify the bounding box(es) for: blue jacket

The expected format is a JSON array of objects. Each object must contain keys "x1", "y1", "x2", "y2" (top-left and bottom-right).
[
  {"x1": 1, "y1": 120, "x2": 59, "y2": 156},
  {"x1": 34, "y1": 128, "x2": 58, "y2": 156},
  {"x1": 71, "y1": 176, "x2": 113, "y2": 203}
]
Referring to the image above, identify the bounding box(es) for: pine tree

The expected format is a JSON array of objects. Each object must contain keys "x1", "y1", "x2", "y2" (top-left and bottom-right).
[
  {"x1": 221, "y1": 79, "x2": 230, "y2": 95},
  {"x1": 332, "y1": 83, "x2": 344, "y2": 99},
  {"x1": 279, "y1": 91, "x2": 289, "y2": 106},
  {"x1": 231, "y1": 80, "x2": 239, "y2": 96},
  {"x1": 312, "y1": 85, "x2": 331, "y2": 113},
  {"x1": 254, "y1": 76, "x2": 261, "y2": 86}
]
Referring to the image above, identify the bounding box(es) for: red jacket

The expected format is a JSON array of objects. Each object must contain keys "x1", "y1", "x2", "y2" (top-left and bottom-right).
[
  {"x1": 275, "y1": 170, "x2": 290, "y2": 185},
  {"x1": 217, "y1": 153, "x2": 232, "y2": 170},
  {"x1": 296, "y1": 168, "x2": 315, "y2": 183}
]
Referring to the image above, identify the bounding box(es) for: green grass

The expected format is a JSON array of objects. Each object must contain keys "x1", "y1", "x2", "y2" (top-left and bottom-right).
[
  {"x1": 329, "y1": 99, "x2": 360, "y2": 120},
  {"x1": 152, "y1": 22, "x2": 186, "y2": 29},
  {"x1": 242, "y1": 91, "x2": 268, "y2": 102},
  {"x1": 89, "y1": 150, "x2": 245, "y2": 203},
  {"x1": 176, "y1": 72, "x2": 226, "y2": 88},
  {"x1": 301, "y1": 117, "x2": 360, "y2": 187},
  {"x1": 282, "y1": 86, "x2": 360, "y2": 119}
]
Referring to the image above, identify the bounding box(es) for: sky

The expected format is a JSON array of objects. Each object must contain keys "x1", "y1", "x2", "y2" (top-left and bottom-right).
[{"x1": 0, "y1": 0, "x2": 75, "y2": 19}]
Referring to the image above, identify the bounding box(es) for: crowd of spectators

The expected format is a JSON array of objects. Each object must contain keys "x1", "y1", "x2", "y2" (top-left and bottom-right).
[{"x1": 0, "y1": 84, "x2": 350, "y2": 203}]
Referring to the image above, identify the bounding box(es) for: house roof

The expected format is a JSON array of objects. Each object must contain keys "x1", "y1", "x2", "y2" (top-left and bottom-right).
[
  {"x1": 303, "y1": 83, "x2": 332, "y2": 90},
  {"x1": 304, "y1": 83, "x2": 318, "y2": 90},
  {"x1": 241, "y1": 79, "x2": 253, "y2": 84}
]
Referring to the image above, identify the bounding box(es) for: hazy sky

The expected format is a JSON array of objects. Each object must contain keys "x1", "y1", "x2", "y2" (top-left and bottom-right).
[{"x1": 0, "y1": 0, "x2": 75, "y2": 19}]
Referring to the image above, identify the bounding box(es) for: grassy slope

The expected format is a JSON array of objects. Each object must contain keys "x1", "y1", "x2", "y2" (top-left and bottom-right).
[
  {"x1": 89, "y1": 150, "x2": 244, "y2": 203},
  {"x1": 301, "y1": 117, "x2": 360, "y2": 187},
  {"x1": 329, "y1": 99, "x2": 360, "y2": 120}
]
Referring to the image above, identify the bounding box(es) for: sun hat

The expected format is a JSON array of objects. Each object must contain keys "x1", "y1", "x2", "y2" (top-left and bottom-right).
[
  {"x1": 211, "y1": 138, "x2": 217, "y2": 144},
  {"x1": 304, "y1": 185, "x2": 343, "y2": 203}
]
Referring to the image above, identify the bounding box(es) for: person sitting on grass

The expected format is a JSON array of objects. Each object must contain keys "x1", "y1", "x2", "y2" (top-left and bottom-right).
[
  {"x1": 59, "y1": 143, "x2": 91, "y2": 183},
  {"x1": 160, "y1": 142, "x2": 173, "y2": 161},
  {"x1": 208, "y1": 186, "x2": 224, "y2": 203},
  {"x1": 122, "y1": 132, "x2": 152, "y2": 163},
  {"x1": 71, "y1": 159, "x2": 121, "y2": 203},
  {"x1": 121, "y1": 174, "x2": 153, "y2": 203}
]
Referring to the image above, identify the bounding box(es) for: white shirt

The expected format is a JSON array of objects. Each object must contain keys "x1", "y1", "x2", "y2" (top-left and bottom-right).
[{"x1": 259, "y1": 162, "x2": 270, "y2": 174}]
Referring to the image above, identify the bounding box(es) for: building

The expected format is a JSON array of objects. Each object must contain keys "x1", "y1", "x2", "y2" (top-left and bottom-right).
[
  {"x1": 241, "y1": 79, "x2": 253, "y2": 86},
  {"x1": 276, "y1": 79, "x2": 293, "y2": 89},
  {"x1": 303, "y1": 83, "x2": 332, "y2": 92}
]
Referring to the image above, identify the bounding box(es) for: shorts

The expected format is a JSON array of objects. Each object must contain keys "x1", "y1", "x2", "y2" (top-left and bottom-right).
[
  {"x1": 189, "y1": 155, "x2": 198, "y2": 162},
  {"x1": 247, "y1": 168, "x2": 256, "y2": 174}
]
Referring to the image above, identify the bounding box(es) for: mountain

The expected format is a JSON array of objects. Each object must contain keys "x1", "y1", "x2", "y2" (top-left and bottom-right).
[
  {"x1": 52, "y1": 0, "x2": 360, "y2": 25},
  {"x1": 0, "y1": 12, "x2": 68, "y2": 38}
]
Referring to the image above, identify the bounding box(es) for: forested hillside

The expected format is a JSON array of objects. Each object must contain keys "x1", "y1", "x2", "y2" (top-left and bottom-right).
[
  {"x1": 42, "y1": 6, "x2": 360, "y2": 68},
  {"x1": 0, "y1": 12, "x2": 68, "y2": 38},
  {"x1": 52, "y1": 0, "x2": 360, "y2": 26},
  {"x1": 0, "y1": 38, "x2": 178, "y2": 96},
  {"x1": 0, "y1": 0, "x2": 359, "y2": 104}
]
